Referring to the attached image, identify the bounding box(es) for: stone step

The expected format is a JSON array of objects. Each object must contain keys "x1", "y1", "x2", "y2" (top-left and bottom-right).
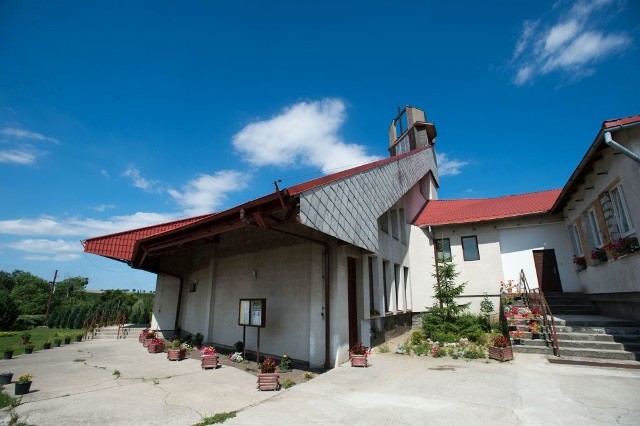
[
  {"x1": 549, "y1": 306, "x2": 599, "y2": 315},
  {"x1": 547, "y1": 356, "x2": 640, "y2": 369},
  {"x1": 555, "y1": 332, "x2": 640, "y2": 343},
  {"x1": 558, "y1": 340, "x2": 626, "y2": 351},
  {"x1": 512, "y1": 345, "x2": 555, "y2": 355},
  {"x1": 556, "y1": 347, "x2": 639, "y2": 361}
]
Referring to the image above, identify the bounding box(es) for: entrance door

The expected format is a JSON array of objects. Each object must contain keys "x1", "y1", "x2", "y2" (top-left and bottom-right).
[
  {"x1": 533, "y1": 249, "x2": 563, "y2": 293},
  {"x1": 347, "y1": 257, "x2": 358, "y2": 348}
]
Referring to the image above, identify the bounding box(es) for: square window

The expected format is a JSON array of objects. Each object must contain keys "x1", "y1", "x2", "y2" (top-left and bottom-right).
[{"x1": 461, "y1": 236, "x2": 480, "y2": 261}]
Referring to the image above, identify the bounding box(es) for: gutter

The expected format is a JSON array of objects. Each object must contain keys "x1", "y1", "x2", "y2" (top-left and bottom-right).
[{"x1": 603, "y1": 127, "x2": 640, "y2": 165}]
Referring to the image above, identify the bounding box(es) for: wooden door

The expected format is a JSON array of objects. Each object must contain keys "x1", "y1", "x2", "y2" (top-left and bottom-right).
[
  {"x1": 533, "y1": 249, "x2": 563, "y2": 293},
  {"x1": 347, "y1": 257, "x2": 358, "y2": 348}
]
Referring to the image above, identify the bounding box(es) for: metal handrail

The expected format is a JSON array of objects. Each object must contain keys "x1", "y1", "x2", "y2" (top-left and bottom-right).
[
  {"x1": 116, "y1": 312, "x2": 127, "y2": 339},
  {"x1": 519, "y1": 269, "x2": 560, "y2": 356}
]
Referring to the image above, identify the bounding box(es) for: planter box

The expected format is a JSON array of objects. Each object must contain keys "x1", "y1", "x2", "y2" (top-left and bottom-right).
[
  {"x1": 64, "y1": 338, "x2": 71, "y2": 344},
  {"x1": 488, "y1": 346, "x2": 513, "y2": 362},
  {"x1": 257, "y1": 373, "x2": 280, "y2": 391},
  {"x1": 0, "y1": 373, "x2": 13, "y2": 385},
  {"x1": 201, "y1": 354, "x2": 218, "y2": 369},
  {"x1": 167, "y1": 348, "x2": 186, "y2": 361},
  {"x1": 43, "y1": 343, "x2": 51, "y2": 350},
  {"x1": 147, "y1": 343, "x2": 165, "y2": 353},
  {"x1": 139, "y1": 333, "x2": 148, "y2": 343},
  {"x1": 143, "y1": 338, "x2": 152, "y2": 347},
  {"x1": 14, "y1": 381, "x2": 32, "y2": 395},
  {"x1": 350, "y1": 354, "x2": 368, "y2": 367}
]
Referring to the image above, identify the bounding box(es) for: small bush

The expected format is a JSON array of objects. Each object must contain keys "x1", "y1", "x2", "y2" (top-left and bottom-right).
[
  {"x1": 378, "y1": 343, "x2": 390, "y2": 353},
  {"x1": 410, "y1": 330, "x2": 425, "y2": 345},
  {"x1": 278, "y1": 354, "x2": 292, "y2": 372},
  {"x1": 282, "y1": 378, "x2": 296, "y2": 389}
]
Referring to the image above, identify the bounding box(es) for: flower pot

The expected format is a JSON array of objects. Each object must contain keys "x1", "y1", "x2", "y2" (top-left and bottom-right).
[
  {"x1": 14, "y1": 381, "x2": 32, "y2": 395},
  {"x1": 488, "y1": 346, "x2": 513, "y2": 362},
  {"x1": 76, "y1": 335, "x2": 83, "y2": 342},
  {"x1": 201, "y1": 354, "x2": 219, "y2": 369},
  {"x1": 3, "y1": 350, "x2": 13, "y2": 360},
  {"x1": 257, "y1": 373, "x2": 280, "y2": 391},
  {"x1": 53, "y1": 341, "x2": 61, "y2": 347},
  {"x1": 143, "y1": 338, "x2": 152, "y2": 347},
  {"x1": 24, "y1": 347, "x2": 33, "y2": 354},
  {"x1": 43, "y1": 343, "x2": 51, "y2": 350},
  {"x1": 0, "y1": 373, "x2": 13, "y2": 385},
  {"x1": 350, "y1": 353, "x2": 368, "y2": 367},
  {"x1": 64, "y1": 338, "x2": 71, "y2": 344},
  {"x1": 167, "y1": 348, "x2": 186, "y2": 361},
  {"x1": 148, "y1": 342, "x2": 164, "y2": 353},
  {"x1": 139, "y1": 333, "x2": 148, "y2": 343}
]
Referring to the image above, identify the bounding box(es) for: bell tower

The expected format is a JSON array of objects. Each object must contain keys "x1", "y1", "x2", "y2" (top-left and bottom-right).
[{"x1": 388, "y1": 106, "x2": 437, "y2": 157}]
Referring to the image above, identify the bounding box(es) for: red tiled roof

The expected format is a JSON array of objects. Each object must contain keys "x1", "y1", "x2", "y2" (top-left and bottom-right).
[
  {"x1": 602, "y1": 114, "x2": 640, "y2": 130},
  {"x1": 82, "y1": 214, "x2": 214, "y2": 262},
  {"x1": 413, "y1": 189, "x2": 561, "y2": 227},
  {"x1": 288, "y1": 146, "x2": 430, "y2": 195}
]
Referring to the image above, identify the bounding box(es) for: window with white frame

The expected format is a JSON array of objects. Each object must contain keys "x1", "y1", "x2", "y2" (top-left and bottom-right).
[
  {"x1": 610, "y1": 184, "x2": 634, "y2": 237},
  {"x1": 461, "y1": 236, "x2": 480, "y2": 261},
  {"x1": 585, "y1": 208, "x2": 603, "y2": 248},
  {"x1": 569, "y1": 223, "x2": 583, "y2": 256}
]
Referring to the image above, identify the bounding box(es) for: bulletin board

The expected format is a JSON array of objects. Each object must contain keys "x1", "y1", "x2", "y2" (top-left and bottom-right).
[{"x1": 238, "y1": 298, "x2": 266, "y2": 327}]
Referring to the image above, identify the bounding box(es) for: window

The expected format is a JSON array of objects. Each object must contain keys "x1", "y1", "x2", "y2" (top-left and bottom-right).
[
  {"x1": 378, "y1": 212, "x2": 389, "y2": 234},
  {"x1": 393, "y1": 108, "x2": 408, "y2": 139},
  {"x1": 610, "y1": 185, "x2": 634, "y2": 236},
  {"x1": 585, "y1": 208, "x2": 603, "y2": 248},
  {"x1": 382, "y1": 261, "x2": 389, "y2": 313},
  {"x1": 435, "y1": 238, "x2": 451, "y2": 262},
  {"x1": 390, "y1": 209, "x2": 399, "y2": 239},
  {"x1": 394, "y1": 264, "x2": 400, "y2": 312},
  {"x1": 461, "y1": 236, "x2": 480, "y2": 261},
  {"x1": 569, "y1": 223, "x2": 583, "y2": 256},
  {"x1": 399, "y1": 208, "x2": 407, "y2": 244},
  {"x1": 368, "y1": 257, "x2": 376, "y2": 316}
]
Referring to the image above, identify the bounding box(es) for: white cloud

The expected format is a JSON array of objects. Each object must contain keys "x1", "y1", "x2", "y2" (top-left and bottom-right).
[
  {"x1": 123, "y1": 165, "x2": 162, "y2": 192},
  {"x1": 233, "y1": 99, "x2": 382, "y2": 174},
  {"x1": 511, "y1": 0, "x2": 631, "y2": 85},
  {"x1": 437, "y1": 152, "x2": 470, "y2": 177},
  {"x1": 168, "y1": 170, "x2": 248, "y2": 216},
  {"x1": 0, "y1": 127, "x2": 58, "y2": 143},
  {"x1": 0, "y1": 149, "x2": 37, "y2": 165},
  {"x1": 0, "y1": 212, "x2": 182, "y2": 238},
  {"x1": 23, "y1": 253, "x2": 80, "y2": 262},
  {"x1": 8, "y1": 238, "x2": 80, "y2": 253},
  {"x1": 91, "y1": 204, "x2": 116, "y2": 212}
]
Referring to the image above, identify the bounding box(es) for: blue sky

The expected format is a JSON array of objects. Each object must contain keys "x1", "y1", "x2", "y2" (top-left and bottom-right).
[{"x1": 1, "y1": 0, "x2": 638, "y2": 291}]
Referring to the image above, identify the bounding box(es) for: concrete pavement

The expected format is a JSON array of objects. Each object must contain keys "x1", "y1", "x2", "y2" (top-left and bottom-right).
[{"x1": 2, "y1": 336, "x2": 640, "y2": 425}]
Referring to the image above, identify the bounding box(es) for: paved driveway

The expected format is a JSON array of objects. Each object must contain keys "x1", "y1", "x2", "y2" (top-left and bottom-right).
[{"x1": 2, "y1": 337, "x2": 640, "y2": 425}]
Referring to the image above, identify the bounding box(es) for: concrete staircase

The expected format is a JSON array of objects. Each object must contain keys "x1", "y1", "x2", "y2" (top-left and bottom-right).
[
  {"x1": 89, "y1": 324, "x2": 146, "y2": 340},
  {"x1": 512, "y1": 292, "x2": 640, "y2": 368}
]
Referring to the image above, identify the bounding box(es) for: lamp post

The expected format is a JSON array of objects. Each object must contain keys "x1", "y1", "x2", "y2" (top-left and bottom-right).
[{"x1": 44, "y1": 270, "x2": 58, "y2": 322}]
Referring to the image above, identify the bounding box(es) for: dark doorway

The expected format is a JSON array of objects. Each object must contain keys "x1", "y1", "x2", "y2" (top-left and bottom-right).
[
  {"x1": 533, "y1": 249, "x2": 563, "y2": 293},
  {"x1": 347, "y1": 257, "x2": 358, "y2": 348}
]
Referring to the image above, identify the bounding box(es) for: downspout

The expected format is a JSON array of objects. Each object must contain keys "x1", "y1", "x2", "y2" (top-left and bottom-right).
[{"x1": 603, "y1": 130, "x2": 640, "y2": 165}]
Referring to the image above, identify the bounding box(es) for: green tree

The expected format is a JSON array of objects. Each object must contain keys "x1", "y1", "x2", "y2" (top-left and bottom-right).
[
  {"x1": 0, "y1": 270, "x2": 17, "y2": 292},
  {"x1": 0, "y1": 290, "x2": 19, "y2": 330},
  {"x1": 431, "y1": 255, "x2": 470, "y2": 320},
  {"x1": 53, "y1": 277, "x2": 89, "y2": 309},
  {"x1": 10, "y1": 272, "x2": 50, "y2": 315}
]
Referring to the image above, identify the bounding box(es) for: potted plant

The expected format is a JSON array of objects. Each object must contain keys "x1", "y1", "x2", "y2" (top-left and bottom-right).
[
  {"x1": 488, "y1": 335, "x2": 513, "y2": 362},
  {"x1": 573, "y1": 255, "x2": 587, "y2": 271},
  {"x1": 143, "y1": 331, "x2": 156, "y2": 347},
  {"x1": 194, "y1": 333, "x2": 204, "y2": 347},
  {"x1": 529, "y1": 321, "x2": 543, "y2": 339},
  {"x1": 167, "y1": 339, "x2": 187, "y2": 361},
  {"x1": 509, "y1": 330, "x2": 524, "y2": 345},
  {"x1": 349, "y1": 342, "x2": 369, "y2": 367},
  {"x1": 257, "y1": 356, "x2": 280, "y2": 391},
  {"x1": 21, "y1": 331, "x2": 31, "y2": 344},
  {"x1": 200, "y1": 346, "x2": 219, "y2": 369},
  {"x1": 24, "y1": 343, "x2": 34, "y2": 354},
  {"x1": 147, "y1": 337, "x2": 165, "y2": 354},
  {"x1": 278, "y1": 354, "x2": 292, "y2": 373},
  {"x1": 43, "y1": 339, "x2": 52, "y2": 350},
  {"x1": 591, "y1": 247, "x2": 608, "y2": 264},
  {"x1": 14, "y1": 373, "x2": 33, "y2": 395},
  {"x1": 53, "y1": 336, "x2": 62, "y2": 347},
  {"x1": 76, "y1": 333, "x2": 84, "y2": 342},
  {"x1": 0, "y1": 372, "x2": 13, "y2": 385},
  {"x1": 64, "y1": 334, "x2": 72, "y2": 344},
  {"x1": 139, "y1": 328, "x2": 149, "y2": 343},
  {"x1": 3, "y1": 346, "x2": 14, "y2": 360}
]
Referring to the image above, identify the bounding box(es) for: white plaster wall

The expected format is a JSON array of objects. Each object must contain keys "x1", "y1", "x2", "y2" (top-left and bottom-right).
[
  {"x1": 180, "y1": 262, "x2": 214, "y2": 339},
  {"x1": 210, "y1": 243, "x2": 322, "y2": 365},
  {"x1": 151, "y1": 273, "x2": 180, "y2": 334},
  {"x1": 578, "y1": 254, "x2": 640, "y2": 293},
  {"x1": 429, "y1": 224, "x2": 504, "y2": 313},
  {"x1": 408, "y1": 226, "x2": 436, "y2": 312},
  {"x1": 498, "y1": 221, "x2": 580, "y2": 292}
]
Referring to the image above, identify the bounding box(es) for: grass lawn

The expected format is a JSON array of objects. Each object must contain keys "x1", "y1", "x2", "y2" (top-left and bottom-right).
[{"x1": 0, "y1": 328, "x2": 84, "y2": 356}]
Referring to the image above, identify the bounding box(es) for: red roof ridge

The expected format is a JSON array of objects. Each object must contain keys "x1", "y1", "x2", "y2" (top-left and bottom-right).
[
  {"x1": 82, "y1": 213, "x2": 215, "y2": 243},
  {"x1": 287, "y1": 146, "x2": 431, "y2": 195},
  {"x1": 602, "y1": 114, "x2": 640, "y2": 130}
]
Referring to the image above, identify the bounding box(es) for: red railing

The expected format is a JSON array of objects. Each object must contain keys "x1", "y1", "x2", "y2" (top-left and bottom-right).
[{"x1": 519, "y1": 269, "x2": 560, "y2": 356}]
